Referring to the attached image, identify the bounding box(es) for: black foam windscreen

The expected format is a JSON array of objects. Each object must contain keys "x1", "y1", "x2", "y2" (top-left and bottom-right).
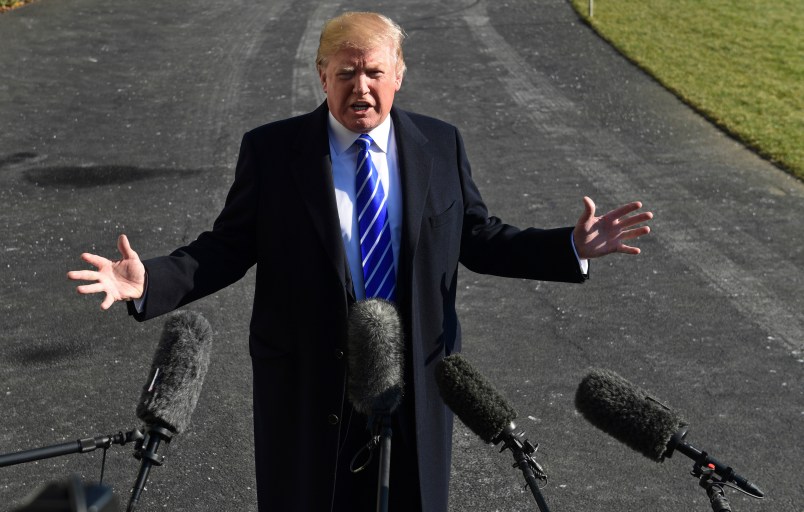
[
  {"x1": 435, "y1": 354, "x2": 517, "y2": 444},
  {"x1": 346, "y1": 299, "x2": 405, "y2": 416},
  {"x1": 575, "y1": 368, "x2": 687, "y2": 461},
  {"x1": 136, "y1": 310, "x2": 213, "y2": 434}
]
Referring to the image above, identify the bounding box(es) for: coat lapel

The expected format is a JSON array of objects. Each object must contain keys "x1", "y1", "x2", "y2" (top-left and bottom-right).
[
  {"x1": 391, "y1": 108, "x2": 434, "y2": 305},
  {"x1": 289, "y1": 103, "x2": 351, "y2": 298}
]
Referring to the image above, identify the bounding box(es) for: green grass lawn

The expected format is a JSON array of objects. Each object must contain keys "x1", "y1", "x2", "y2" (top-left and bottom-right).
[
  {"x1": 570, "y1": 0, "x2": 804, "y2": 180},
  {"x1": 0, "y1": 0, "x2": 34, "y2": 12}
]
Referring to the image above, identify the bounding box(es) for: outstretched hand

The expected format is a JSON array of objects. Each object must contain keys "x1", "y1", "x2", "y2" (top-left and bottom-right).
[
  {"x1": 67, "y1": 234, "x2": 146, "y2": 309},
  {"x1": 573, "y1": 196, "x2": 653, "y2": 259}
]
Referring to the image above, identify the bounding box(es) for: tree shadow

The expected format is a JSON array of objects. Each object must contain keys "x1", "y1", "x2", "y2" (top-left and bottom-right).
[
  {"x1": 7, "y1": 341, "x2": 91, "y2": 369},
  {"x1": 0, "y1": 152, "x2": 207, "y2": 188},
  {"x1": 23, "y1": 165, "x2": 205, "y2": 188}
]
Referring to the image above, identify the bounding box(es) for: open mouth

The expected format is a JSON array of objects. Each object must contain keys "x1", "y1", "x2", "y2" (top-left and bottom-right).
[{"x1": 352, "y1": 102, "x2": 371, "y2": 112}]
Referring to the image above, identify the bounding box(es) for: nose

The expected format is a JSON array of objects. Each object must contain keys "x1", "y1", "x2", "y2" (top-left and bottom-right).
[{"x1": 353, "y1": 74, "x2": 369, "y2": 95}]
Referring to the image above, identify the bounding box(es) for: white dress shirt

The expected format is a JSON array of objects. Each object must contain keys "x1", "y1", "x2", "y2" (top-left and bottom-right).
[{"x1": 328, "y1": 113, "x2": 403, "y2": 300}]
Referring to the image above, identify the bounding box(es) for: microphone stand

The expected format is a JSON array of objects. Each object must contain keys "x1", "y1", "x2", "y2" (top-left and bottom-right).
[
  {"x1": 494, "y1": 423, "x2": 550, "y2": 512},
  {"x1": 374, "y1": 414, "x2": 392, "y2": 512},
  {"x1": 694, "y1": 463, "x2": 732, "y2": 512},
  {"x1": 665, "y1": 429, "x2": 765, "y2": 511},
  {"x1": 350, "y1": 414, "x2": 393, "y2": 512},
  {"x1": 127, "y1": 425, "x2": 173, "y2": 512},
  {"x1": 0, "y1": 429, "x2": 144, "y2": 468}
]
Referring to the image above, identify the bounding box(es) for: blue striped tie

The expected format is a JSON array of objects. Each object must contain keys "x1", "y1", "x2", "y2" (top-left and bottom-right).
[{"x1": 355, "y1": 134, "x2": 396, "y2": 301}]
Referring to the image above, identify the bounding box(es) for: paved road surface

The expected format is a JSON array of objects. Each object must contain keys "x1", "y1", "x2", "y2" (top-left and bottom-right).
[{"x1": 1, "y1": 0, "x2": 801, "y2": 510}]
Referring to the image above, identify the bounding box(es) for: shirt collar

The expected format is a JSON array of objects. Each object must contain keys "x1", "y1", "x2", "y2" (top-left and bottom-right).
[{"x1": 328, "y1": 112, "x2": 393, "y2": 156}]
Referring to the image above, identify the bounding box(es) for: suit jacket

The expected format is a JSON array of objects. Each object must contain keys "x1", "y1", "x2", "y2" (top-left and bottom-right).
[{"x1": 130, "y1": 102, "x2": 586, "y2": 511}]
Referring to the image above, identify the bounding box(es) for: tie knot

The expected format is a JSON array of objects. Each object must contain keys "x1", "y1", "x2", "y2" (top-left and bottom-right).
[{"x1": 355, "y1": 134, "x2": 373, "y2": 151}]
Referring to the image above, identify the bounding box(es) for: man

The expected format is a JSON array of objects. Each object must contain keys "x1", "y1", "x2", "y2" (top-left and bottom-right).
[{"x1": 68, "y1": 12, "x2": 652, "y2": 512}]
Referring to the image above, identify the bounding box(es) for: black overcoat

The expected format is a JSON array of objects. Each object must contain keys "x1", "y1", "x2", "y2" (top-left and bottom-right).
[{"x1": 130, "y1": 102, "x2": 586, "y2": 511}]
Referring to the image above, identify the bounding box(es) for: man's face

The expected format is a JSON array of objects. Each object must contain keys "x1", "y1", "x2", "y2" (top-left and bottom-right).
[{"x1": 319, "y1": 44, "x2": 403, "y2": 133}]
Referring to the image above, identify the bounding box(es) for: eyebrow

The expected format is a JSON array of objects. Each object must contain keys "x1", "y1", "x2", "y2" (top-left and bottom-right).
[{"x1": 336, "y1": 60, "x2": 388, "y2": 71}]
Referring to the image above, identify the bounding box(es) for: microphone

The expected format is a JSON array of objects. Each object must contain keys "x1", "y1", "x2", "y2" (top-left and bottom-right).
[
  {"x1": 346, "y1": 298, "x2": 405, "y2": 417},
  {"x1": 127, "y1": 310, "x2": 213, "y2": 511},
  {"x1": 435, "y1": 354, "x2": 551, "y2": 512},
  {"x1": 434, "y1": 353, "x2": 517, "y2": 444},
  {"x1": 575, "y1": 368, "x2": 764, "y2": 498},
  {"x1": 346, "y1": 298, "x2": 405, "y2": 512}
]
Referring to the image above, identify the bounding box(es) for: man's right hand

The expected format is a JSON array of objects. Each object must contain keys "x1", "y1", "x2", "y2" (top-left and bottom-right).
[{"x1": 67, "y1": 234, "x2": 146, "y2": 310}]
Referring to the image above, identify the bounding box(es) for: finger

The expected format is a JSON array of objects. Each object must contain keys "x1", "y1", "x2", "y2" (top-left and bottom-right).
[
  {"x1": 80, "y1": 253, "x2": 111, "y2": 269},
  {"x1": 617, "y1": 212, "x2": 653, "y2": 229},
  {"x1": 117, "y1": 234, "x2": 138, "y2": 260},
  {"x1": 577, "y1": 196, "x2": 596, "y2": 224},
  {"x1": 68, "y1": 270, "x2": 100, "y2": 282},
  {"x1": 100, "y1": 293, "x2": 115, "y2": 310},
  {"x1": 619, "y1": 226, "x2": 651, "y2": 240},
  {"x1": 604, "y1": 201, "x2": 643, "y2": 221},
  {"x1": 617, "y1": 244, "x2": 642, "y2": 255},
  {"x1": 77, "y1": 283, "x2": 108, "y2": 295}
]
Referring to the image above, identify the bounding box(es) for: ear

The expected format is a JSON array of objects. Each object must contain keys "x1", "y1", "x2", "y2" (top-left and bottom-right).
[{"x1": 319, "y1": 66, "x2": 328, "y2": 93}]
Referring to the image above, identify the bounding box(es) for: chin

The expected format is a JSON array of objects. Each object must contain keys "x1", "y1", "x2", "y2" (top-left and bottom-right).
[
  {"x1": 342, "y1": 109, "x2": 384, "y2": 131},
  {"x1": 349, "y1": 119, "x2": 379, "y2": 133}
]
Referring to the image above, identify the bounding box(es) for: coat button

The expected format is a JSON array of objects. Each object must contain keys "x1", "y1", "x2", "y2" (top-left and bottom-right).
[
  {"x1": 328, "y1": 414, "x2": 340, "y2": 425},
  {"x1": 335, "y1": 350, "x2": 344, "y2": 360}
]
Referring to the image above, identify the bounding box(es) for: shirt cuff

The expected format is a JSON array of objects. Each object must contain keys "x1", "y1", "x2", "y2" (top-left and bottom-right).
[
  {"x1": 132, "y1": 273, "x2": 148, "y2": 313},
  {"x1": 570, "y1": 231, "x2": 589, "y2": 276}
]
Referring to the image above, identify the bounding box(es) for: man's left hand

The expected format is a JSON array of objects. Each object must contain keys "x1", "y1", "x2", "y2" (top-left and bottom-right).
[{"x1": 573, "y1": 196, "x2": 653, "y2": 259}]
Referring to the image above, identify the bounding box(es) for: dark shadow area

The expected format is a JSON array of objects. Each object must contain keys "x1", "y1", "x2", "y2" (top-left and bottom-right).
[
  {"x1": 8, "y1": 341, "x2": 91, "y2": 368},
  {"x1": 0, "y1": 152, "x2": 39, "y2": 168},
  {"x1": 23, "y1": 166, "x2": 205, "y2": 188}
]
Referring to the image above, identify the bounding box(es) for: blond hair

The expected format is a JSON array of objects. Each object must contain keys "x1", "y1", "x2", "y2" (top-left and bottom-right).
[{"x1": 316, "y1": 12, "x2": 406, "y2": 77}]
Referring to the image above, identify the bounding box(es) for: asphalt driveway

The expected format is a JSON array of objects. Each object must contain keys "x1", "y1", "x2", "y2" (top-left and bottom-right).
[{"x1": 0, "y1": 0, "x2": 801, "y2": 510}]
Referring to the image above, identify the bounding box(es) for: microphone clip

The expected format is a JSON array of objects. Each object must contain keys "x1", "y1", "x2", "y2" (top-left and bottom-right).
[
  {"x1": 350, "y1": 435, "x2": 380, "y2": 474},
  {"x1": 133, "y1": 425, "x2": 173, "y2": 467},
  {"x1": 693, "y1": 462, "x2": 733, "y2": 512},
  {"x1": 491, "y1": 422, "x2": 552, "y2": 511},
  {"x1": 502, "y1": 439, "x2": 547, "y2": 483},
  {"x1": 494, "y1": 423, "x2": 548, "y2": 483}
]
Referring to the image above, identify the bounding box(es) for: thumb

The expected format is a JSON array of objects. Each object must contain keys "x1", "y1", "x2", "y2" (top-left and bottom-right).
[
  {"x1": 117, "y1": 234, "x2": 138, "y2": 260},
  {"x1": 578, "y1": 196, "x2": 596, "y2": 225}
]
